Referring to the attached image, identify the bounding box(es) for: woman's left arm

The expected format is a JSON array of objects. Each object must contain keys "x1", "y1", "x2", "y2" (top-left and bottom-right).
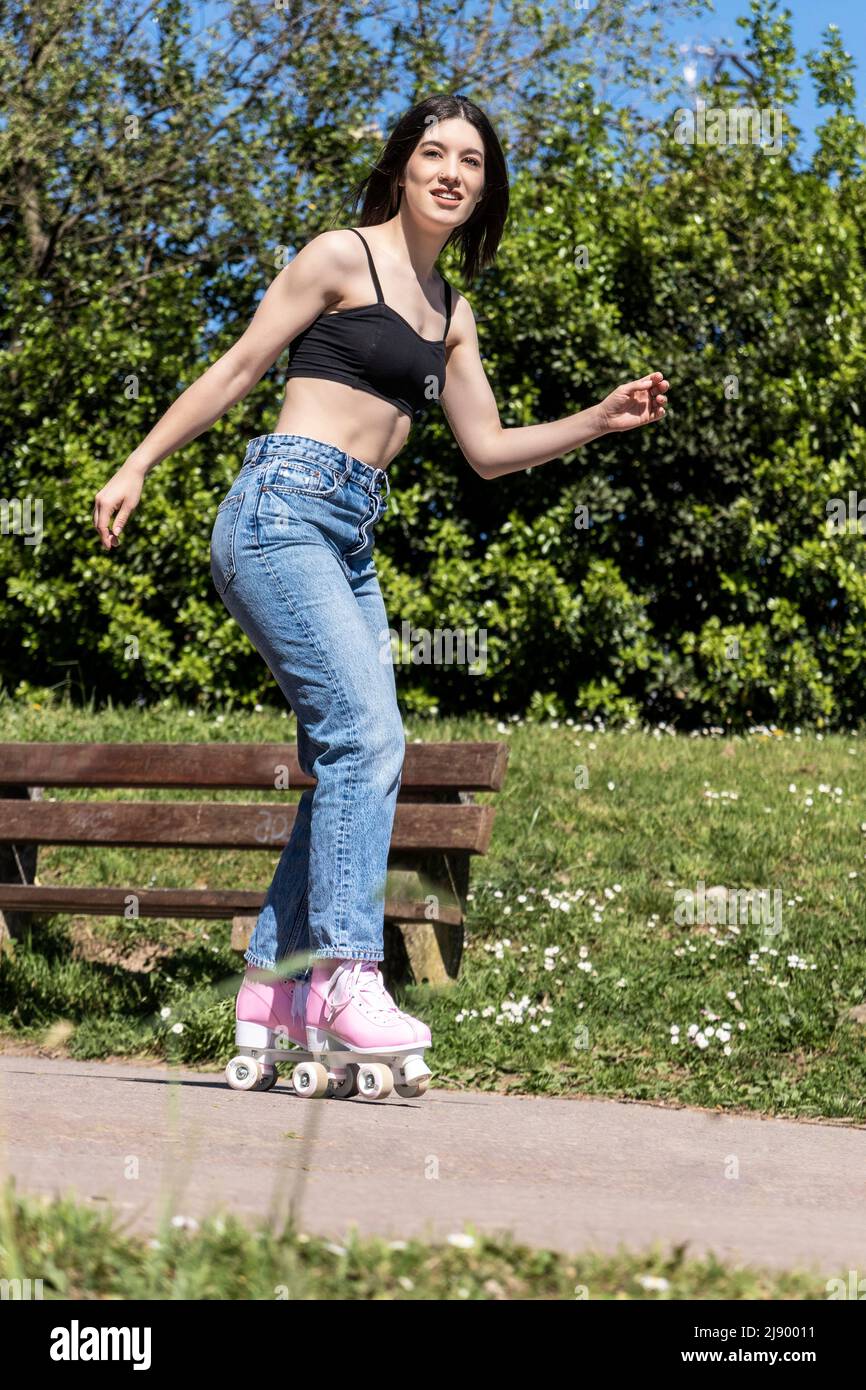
[{"x1": 440, "y1": 295, "x2": 669, "y2": 480}]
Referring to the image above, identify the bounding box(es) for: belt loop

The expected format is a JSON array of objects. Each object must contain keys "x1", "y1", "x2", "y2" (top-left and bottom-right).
[{"x1": 379, "y1": 469, "x2": 390, "y2": 500}]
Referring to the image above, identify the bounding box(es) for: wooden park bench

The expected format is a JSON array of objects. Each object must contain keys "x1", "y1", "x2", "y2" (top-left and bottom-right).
[{"x1": 0, "y1": 740, "x2": 509, "y2": 986}]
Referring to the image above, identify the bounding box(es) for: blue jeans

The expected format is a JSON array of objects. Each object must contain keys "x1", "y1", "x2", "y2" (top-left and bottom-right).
[{"x1": 209, "y1": 433, "x2": 405, "y2": 975}]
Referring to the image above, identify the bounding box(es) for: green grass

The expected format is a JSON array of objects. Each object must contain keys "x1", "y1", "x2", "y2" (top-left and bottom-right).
[
  {"x1": 2, "y1": 690, "x2": 866, "y2": 1121},
  {"x1": 0, "y1": 1178, "x2": 838, "y2": 1300}
]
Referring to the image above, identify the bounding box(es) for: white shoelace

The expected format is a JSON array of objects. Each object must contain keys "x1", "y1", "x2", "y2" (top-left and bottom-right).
[
  {"x1": 324, "y1": 961, "x2": 401, "y2": 1024},
  {"x1": 289, "y1": 979, "x2": 308, "y2": 1030}
]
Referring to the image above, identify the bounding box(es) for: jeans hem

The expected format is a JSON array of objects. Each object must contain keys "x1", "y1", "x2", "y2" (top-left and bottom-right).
[
  {"x1": 243, "y1": 950, "x2": 309, "y2": 974},
  {"x1": 310, "y1": 947, "x2": 384, "y2": 963},
  {"x1": 244, "y1": 948, "x2": 384, "y2": 968}
]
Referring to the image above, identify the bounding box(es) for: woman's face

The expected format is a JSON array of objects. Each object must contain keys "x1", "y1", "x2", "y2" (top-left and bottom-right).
[{"x1": 400, "y1": 116, "x2": 486, "y2": 228}]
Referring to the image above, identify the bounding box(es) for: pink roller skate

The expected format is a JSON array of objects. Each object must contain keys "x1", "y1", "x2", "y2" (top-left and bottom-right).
[
  {"x1": 289, "y1": 959, "x2": 432, "y2": 1101},
  {"x1": 224, "y1": 972, "x2": 309, "y2": 1092}
]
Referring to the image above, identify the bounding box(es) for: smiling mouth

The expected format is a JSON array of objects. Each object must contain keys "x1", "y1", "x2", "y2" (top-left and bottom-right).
[{"x1": 431, "y1": 190, "x2": 462, "y2": 204}]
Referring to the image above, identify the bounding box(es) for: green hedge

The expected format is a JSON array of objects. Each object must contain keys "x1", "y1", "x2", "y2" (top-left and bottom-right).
[{"x1": 2, "y1": 2, "x2": 865, "y2": 728}]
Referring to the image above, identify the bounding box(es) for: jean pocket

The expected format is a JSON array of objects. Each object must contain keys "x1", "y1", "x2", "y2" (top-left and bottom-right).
[
  {"x1": 211, "y1": 490, "x2": 243, "y2": 595},
  {"x1": 264, "y1": 457, "x2": 343, "y2": 497}
]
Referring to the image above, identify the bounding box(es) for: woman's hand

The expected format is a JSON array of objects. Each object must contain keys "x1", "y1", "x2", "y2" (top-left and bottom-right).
[
  {"x1": 597, "y1": 372, "x2": 669, "y2": 434},
  {"x1": 93, "y1": 461, "x2": 145, "y2": 550}
]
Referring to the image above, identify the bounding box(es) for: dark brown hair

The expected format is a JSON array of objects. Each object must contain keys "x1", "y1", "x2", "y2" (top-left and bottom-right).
[{"x1": 341, "y1": 94, "x2": 509, "y2": 283}]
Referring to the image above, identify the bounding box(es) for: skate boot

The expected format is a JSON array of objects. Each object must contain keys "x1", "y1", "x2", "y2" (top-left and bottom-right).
[
  {"x1": 289, "y1": 959, "x2": 432, "y2": 1101},
  {"x1": 225, "y1": 972, "x2": 309, "y2": 1092}
]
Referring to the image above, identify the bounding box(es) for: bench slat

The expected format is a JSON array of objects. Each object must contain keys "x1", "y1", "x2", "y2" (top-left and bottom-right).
[
  {"x1": 0, "y1": 800, "x2": 495, "y2": 854},
  {"x1": 0, "y1": 884, "x2": 463, "y2": 925},
  {"x1": 0, "y1": 741, "x2": 509, "y2": 792}
]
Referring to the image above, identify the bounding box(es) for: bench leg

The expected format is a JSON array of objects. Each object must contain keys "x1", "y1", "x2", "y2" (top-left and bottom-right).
[
  {"x1": 0, "y1": 784, "x2": 42, "y2": 954},
  {"x1": 231, "y1": 915, "x2": 257, "y2": 955},
  {"x1": 388, "y1": 919, "x2": 462, "y2": 987},
  {"x1": 384, "y1": 851, "x2": 466, "y2": 987}
]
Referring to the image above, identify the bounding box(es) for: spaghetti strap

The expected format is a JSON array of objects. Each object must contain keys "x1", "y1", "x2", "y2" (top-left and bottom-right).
[
  {"x1": 349, "y1": 228, "x2": 384, "y2": 304},
  {"x1": 442, "y1": 278, "x2": 452, "y2": 342}
]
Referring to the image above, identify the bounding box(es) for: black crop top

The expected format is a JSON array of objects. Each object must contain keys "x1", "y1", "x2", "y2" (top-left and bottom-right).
[{"x1": 285, "y1": 229, "x2": 452, "y2": 423}]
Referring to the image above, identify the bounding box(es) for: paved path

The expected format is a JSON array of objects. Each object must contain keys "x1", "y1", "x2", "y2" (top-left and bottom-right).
[{"x1": 1, "y1": 1055, "x2": 864, "y2": 1276}]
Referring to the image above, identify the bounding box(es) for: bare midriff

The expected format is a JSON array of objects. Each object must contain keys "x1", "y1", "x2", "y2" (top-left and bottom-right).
[{"x1": 273, "y1": 376, "x2": 413, "y2": 473}]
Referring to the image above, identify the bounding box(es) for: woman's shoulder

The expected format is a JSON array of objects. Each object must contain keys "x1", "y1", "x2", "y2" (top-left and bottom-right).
[
  {"x1": 442, "y1": 280, "x2": 475, "y2": 351},
  {"x1": 301, "y1": 226, "x2": 367, "y2": 262}
]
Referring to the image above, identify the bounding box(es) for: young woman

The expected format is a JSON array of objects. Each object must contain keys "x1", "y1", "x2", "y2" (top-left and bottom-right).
[{"x1": 93, "y1": 93, "x2": 668, "y2": 1097}]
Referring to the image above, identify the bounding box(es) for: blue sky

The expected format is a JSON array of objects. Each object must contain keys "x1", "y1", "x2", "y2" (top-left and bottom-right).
[
  {"x1": 665, "y1": 0, "x2": 865, "y2": 158},
  {"x1": 184, "y1": 2, "x2": 862, "y2": 160}
]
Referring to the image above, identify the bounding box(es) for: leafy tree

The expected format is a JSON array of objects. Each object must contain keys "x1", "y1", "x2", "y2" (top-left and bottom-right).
[{"x1": 1, "y1": 0, "x2": 864, "y2": 728}]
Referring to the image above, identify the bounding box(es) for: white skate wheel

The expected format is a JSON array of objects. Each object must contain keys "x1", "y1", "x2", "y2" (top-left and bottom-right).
[
  {"x1": 356, "y1": 1062, "x2": 394, "y2": 1099},
  {"x1": 394, "y1": 1076, "x2": 430, "y2": 1098},
  {"x1": 225, "y1": 1056, "x2": 264, "y2": 1091},
  {"x1": 400, "y1": 1055, "x2": 432, "y2": 1086},
  {"x1": 330, "y1": 1065, "x2": 359, "y2": 1099},
  {"x1": 292, "y1": 1061, "x2": 330, "y2": 1098}
]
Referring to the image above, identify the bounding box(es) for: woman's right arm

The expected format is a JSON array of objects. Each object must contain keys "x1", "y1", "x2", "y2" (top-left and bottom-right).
[{"x1": 93, "y1": 231, "x2": 350, "y2": 550}]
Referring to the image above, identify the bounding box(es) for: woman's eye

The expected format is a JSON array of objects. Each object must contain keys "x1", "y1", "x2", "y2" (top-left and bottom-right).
[{"x1": 423, "y1": 150, "x2": 481, "y2": 168}]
